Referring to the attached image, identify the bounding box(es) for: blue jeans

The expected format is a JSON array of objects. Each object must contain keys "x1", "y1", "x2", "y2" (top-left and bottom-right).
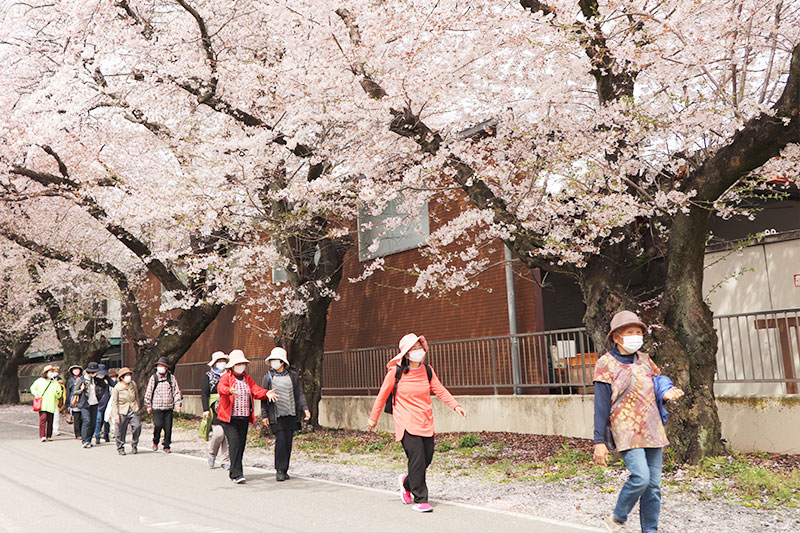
[
  {"x1": 94, "y1": 408, "x2": 110, "y2": 440},
  {"x1": 614, "y1": 447, "x2": 662, "y2": 533}
]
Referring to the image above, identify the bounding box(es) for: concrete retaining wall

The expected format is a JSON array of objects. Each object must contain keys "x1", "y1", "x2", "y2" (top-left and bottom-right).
[
  {"x1": 314, "y1": 394, "x2": 800, "y2": 454},
  {"x1": 179, "y1": 394, "x2": 800, "y2": 453}
]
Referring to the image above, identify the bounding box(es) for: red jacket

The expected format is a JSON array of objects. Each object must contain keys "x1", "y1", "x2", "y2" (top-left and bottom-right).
[{"x1": 216, "y1": 371, "x2": 270, "y2": 424}]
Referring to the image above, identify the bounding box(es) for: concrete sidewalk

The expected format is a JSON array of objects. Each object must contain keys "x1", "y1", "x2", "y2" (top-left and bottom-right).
[{"x1": 0, "y1": 414, "x2": 601, "y2": 532}]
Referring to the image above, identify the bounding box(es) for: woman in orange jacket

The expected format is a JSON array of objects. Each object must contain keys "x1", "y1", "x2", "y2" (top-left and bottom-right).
[
  {"x1": 368, "y1": 333, "x2": 466, "y2": 513},
  {"x1": 216, "y1": 349, "x2": 277, "y2": 484}
]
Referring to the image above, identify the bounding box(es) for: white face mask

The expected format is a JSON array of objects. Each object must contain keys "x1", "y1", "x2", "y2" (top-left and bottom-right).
[
  {"x1": 47, "y1": 372, "x2": 57, "y2": 379},
  {"x1": 122, "y1": 375, "x2": 132, "y2": 384},
  {"x1": 619, "y1": 335, "x2": 644, "y2": 354},
  {"x1": 270, "y1": 360, "x2": 283, "y2": 370},
  {"x1": 156, "y1": 366, "x2": 167, "y2": 375},
  {"x1": 215, "y1": 362, "x2": 228, "y2": 371},
  {"x1": 408, "y1": 349, "x2": 425, "y2": 363},
  {"x1": 72, "y1": 369, "x2": 81, "y2": 376},
  {"x1": 233, "y1": 364, "x2": 247, "y2": 375}
]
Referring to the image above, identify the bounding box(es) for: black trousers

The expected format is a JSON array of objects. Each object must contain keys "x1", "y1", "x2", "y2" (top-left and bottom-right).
[
  {"x1": 221, "y1": 417, "x2": 250, "y2": 479},
  {"x1": 72, "y1": 409, "x2": 82, "y2": 438},
  {"x1": 273, "y1": 416, "x2": 296, "y2": 473},
  {"x1": 80, "y1": 405, "x2": 98, "y2": 445},
  {"x1": 401, "y1": 431, "x2": 435, "y2": 503},
  {"x1": 152, "y1": 409, "x2": 174, "y2": 448}
]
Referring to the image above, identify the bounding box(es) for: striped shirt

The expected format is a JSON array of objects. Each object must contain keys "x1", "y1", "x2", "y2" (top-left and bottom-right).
[
  {"x1": 232, "y1": 377, "x2": 251, "y2": 417},
  {"x1": 272, "y1": 373, "x2": 295, "y2": 417}
]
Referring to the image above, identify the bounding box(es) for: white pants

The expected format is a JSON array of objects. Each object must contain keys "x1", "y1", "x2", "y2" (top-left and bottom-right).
[{"x1": 209, "y1": 424, "x2": 230, "y2": 464}]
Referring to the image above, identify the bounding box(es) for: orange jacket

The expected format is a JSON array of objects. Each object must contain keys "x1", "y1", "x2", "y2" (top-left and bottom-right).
[
  {"x1": 369, "y1": 363, "x2": 461, "y2": 442},
  {"x1": 216, "y1": 371, "x2": 270, "y2": 424}
]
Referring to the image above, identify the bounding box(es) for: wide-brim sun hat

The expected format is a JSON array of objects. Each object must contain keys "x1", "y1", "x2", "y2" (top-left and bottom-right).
[
  {"x1": 208, "y1": 351, "x2": 229, "y2": 367},
  {"x1": 85, "y1": 362, "x2": 101, "y2": 373},
  {"x1": 154, "y1": 357, "x2": 170, "y2": 368},
  {"x1": 42, "y1": 364, "x2": 56, "y2": 375},
  {"x1": 387, "y1": 333, "x2": 429, "y2": 367},
  {"x1": 117, "y1": 367, "x2": 133, "y2": 379},
  {"x1": 68, "y1": 364, "x2": 82, "y2": 372},
  {"x1": 607, "y1": 310, "x2": 648, "y2": 341},
  {"x1": 266, "y1": 347, "x2": 289, "y2": 366},
  {"x1": 226, "y1": 349, "x2": 250, "y2": 368}
]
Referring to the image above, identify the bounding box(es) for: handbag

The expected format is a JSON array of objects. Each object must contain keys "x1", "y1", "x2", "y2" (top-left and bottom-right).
[{"x1": 32, "y1": 381, "x2": 53, "y2": 412}]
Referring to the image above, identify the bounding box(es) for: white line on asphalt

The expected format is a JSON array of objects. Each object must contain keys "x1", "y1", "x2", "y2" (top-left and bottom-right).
[{"x1": 174, "y1": 451, "x2": 605, "y2": 532}]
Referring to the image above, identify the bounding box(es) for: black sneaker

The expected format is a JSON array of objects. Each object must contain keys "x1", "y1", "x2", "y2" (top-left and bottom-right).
[
  {"x1": 276, "y1": 471, "x2": 286, "y2": 481},
  {"x1": 163, "y1": 447, "x2": 171, "y2": 454},
  {"x1": 131, "y1": 446, "x2": 138, "y2": 455},
  {"x1": 152, "y1": 444, "x2": 158, "y2": 451}
]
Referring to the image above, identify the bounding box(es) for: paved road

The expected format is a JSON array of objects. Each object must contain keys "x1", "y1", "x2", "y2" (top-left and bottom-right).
[{"x1": 0, "y1": 412, "x2": 601, "y2": 533}]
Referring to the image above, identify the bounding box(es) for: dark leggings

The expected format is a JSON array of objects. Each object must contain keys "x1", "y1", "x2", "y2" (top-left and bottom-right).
[
  {"x1": 273, "y1": 416, "x2": 296, "y2": 473},
  {"x1": 401, "y1": 431, "x2": 435, "y2": 503},
  {"x1": 221, "y1": 417, "x2": 250, "y2": 479},
  {"x1": 152, "y1": 409, "x2": 174, "y2": 448}
]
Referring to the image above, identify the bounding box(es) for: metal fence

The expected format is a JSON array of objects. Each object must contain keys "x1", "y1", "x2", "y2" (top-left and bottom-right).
[
  {"x1": 713, "y1": 308, "x2": 800, "y2": 395},
  {"x1": 322, "y1": 328, "x2": 597, "y2": 396},
  {"x1": 168, "y1": 307, "x2": 800, "y2": 397}
]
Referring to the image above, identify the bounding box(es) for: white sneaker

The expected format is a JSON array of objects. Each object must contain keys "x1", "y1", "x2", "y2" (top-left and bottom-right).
[
  {"x1": 41, "y1": 437, "x2": 46, "y2": 442},
  {"x1": 604, "y1": 515, "x2": 625, "y2": 532},
  {"x1": 233, "y1": 476, "x2": 247, "y2": 484}
]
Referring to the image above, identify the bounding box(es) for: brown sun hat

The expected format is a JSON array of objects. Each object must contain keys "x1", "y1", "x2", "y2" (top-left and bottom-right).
[
  {"x1": 607, "y1": 310, "x2": 647, "y2": 341},
  {"x1": 117, "y1": 367, "x2": 133, "y2": 379}
]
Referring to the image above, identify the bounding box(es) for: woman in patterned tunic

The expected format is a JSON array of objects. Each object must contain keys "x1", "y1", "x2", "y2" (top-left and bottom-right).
[{"x1": 593, "y1": 311, "x2": 684, "y2": 533}]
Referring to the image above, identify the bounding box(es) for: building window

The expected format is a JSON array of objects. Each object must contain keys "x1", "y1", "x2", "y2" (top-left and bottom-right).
[{"x1": 358, "y1": 198, "x2": 429, "y2": 261}]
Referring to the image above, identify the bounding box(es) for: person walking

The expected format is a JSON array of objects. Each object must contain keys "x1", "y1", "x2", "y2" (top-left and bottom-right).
[
  {"x1": 72, "y1": 361, "x2": 108, "y2": 448},
  {"x1": 110, "y1": 367, "x2": 142, "y2": 455},
  {"x1": 593, "y1": 310, "x2": 684, "y2": 533},
  {"x1": 94, "y1": 366, "x2": 115, "y2": 445},
  {"x1": 144, "y1": 357, "x2": 183, "y2": 453},
  {"x1": 368, "y1": 333, "x2": 467, "y2": 513},
  {"x1": 216, "y1": 349, "x2": 277, "y2": 484},
  {"x1": 52, "y1": 366, "x2": 66, "y2": 436},
  {"x1": 201, "y1": 351, "x2": 230, "y2": 469},
  {"x1": 261, "y1": 347, "x2": 311, "y2": 481},
  {"x1": 30, "y1": 365, "x2": 63, "y2": 442},
  {"x1": 66, "y1": 364, "x2": 83, "y2": 439}
]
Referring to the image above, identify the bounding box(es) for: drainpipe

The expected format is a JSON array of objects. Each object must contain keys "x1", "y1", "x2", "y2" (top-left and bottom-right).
[{"x1": 504, "y1": 245, "x2": 522, "y2": 395}]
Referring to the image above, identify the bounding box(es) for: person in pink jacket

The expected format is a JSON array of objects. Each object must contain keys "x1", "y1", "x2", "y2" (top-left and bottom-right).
[{"x1": 368, "y1": 333, "x2": 467, "y2": 513}]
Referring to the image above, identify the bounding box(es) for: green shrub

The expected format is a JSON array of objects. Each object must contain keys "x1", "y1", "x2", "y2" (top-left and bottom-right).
[{"x1": 457, "y1": 434, "x2": 480, "y2": 448}]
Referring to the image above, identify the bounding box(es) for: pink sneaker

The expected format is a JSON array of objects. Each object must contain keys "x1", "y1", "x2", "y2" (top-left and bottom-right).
[
  {"x1": 412, "y1": 503, "x2": 433, "y2": 513},
  {"x1": 399, "y1": 475, "x2": 412, "y2": 504}
]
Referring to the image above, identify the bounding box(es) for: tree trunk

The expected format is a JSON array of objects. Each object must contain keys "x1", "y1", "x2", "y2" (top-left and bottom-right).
[
  {"x1": 0, "y1": 338, "x2": 33, "y2": 404},
  {"x1": 128, "y1": 303, "x2": 224, "y2": 403},
  {"x1": 275, "y1": 295, "x2": 334, "y2": 427},
  {"x1": 656, "y1": 205, "x2": 726, "y2": 462}
]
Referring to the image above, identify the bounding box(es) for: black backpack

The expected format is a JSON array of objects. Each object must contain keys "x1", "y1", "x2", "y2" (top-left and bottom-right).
[{"x1": 383, "y1": 363, "x2": 432, "y2": 414}]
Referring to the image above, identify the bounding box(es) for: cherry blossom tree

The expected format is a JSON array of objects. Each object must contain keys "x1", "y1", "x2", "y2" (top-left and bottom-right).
[
  {"x1": 0, "y1": 0, "x2": 369, "y2": 419},
  {"x1": 317, "y1": 0, "x2": 800, "y2": 461}
]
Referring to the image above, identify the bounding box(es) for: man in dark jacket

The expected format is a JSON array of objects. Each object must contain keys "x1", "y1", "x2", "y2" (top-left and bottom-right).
[
  {"x1": 72, "y1": 361, "x2": 108, "y2": 448},
  {"x1": 94, "y1": 366, "x2": 116, "y2": 444},
  {"x1": 65, "y1": 364, "x2": 83, "y2": 439},
  {"x1": 261, "y1": 347, "x2": 310, "y2": 481}
]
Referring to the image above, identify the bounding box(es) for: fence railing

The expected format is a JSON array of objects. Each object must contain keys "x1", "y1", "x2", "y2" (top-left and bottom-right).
[
  {"x1": 713, "y1": 308, "x2": 800, "y2": 395},
  {"x1": 167, "y1": 307, "x2": 800, "y2": 398},
  {"x1": 322, "y1": 328, "x2": 597, "y2": 395}
]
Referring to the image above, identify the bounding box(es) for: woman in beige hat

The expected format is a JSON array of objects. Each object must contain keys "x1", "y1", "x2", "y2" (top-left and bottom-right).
[
  {"x1": 202, "y1": 351, "x2": 230, "y2": 469},
  {"x1": 592, "y1": 311, "x2": 684, "y2": 533},
  {"x1": 30, "y1": 364, "x2": 63, "y2": 442},
  {"x1": 216, "y1": 349, "x2": 278, "y2": 484},
  {"x1": 367, "y1": 333, "x2": 466, "y2": 513},
  {"x1": 110, "y1": 367, "x2": 141, "y2": 455},
  {"x1": 261, "y1": 347, "x2": 310, "y2": 481}
]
